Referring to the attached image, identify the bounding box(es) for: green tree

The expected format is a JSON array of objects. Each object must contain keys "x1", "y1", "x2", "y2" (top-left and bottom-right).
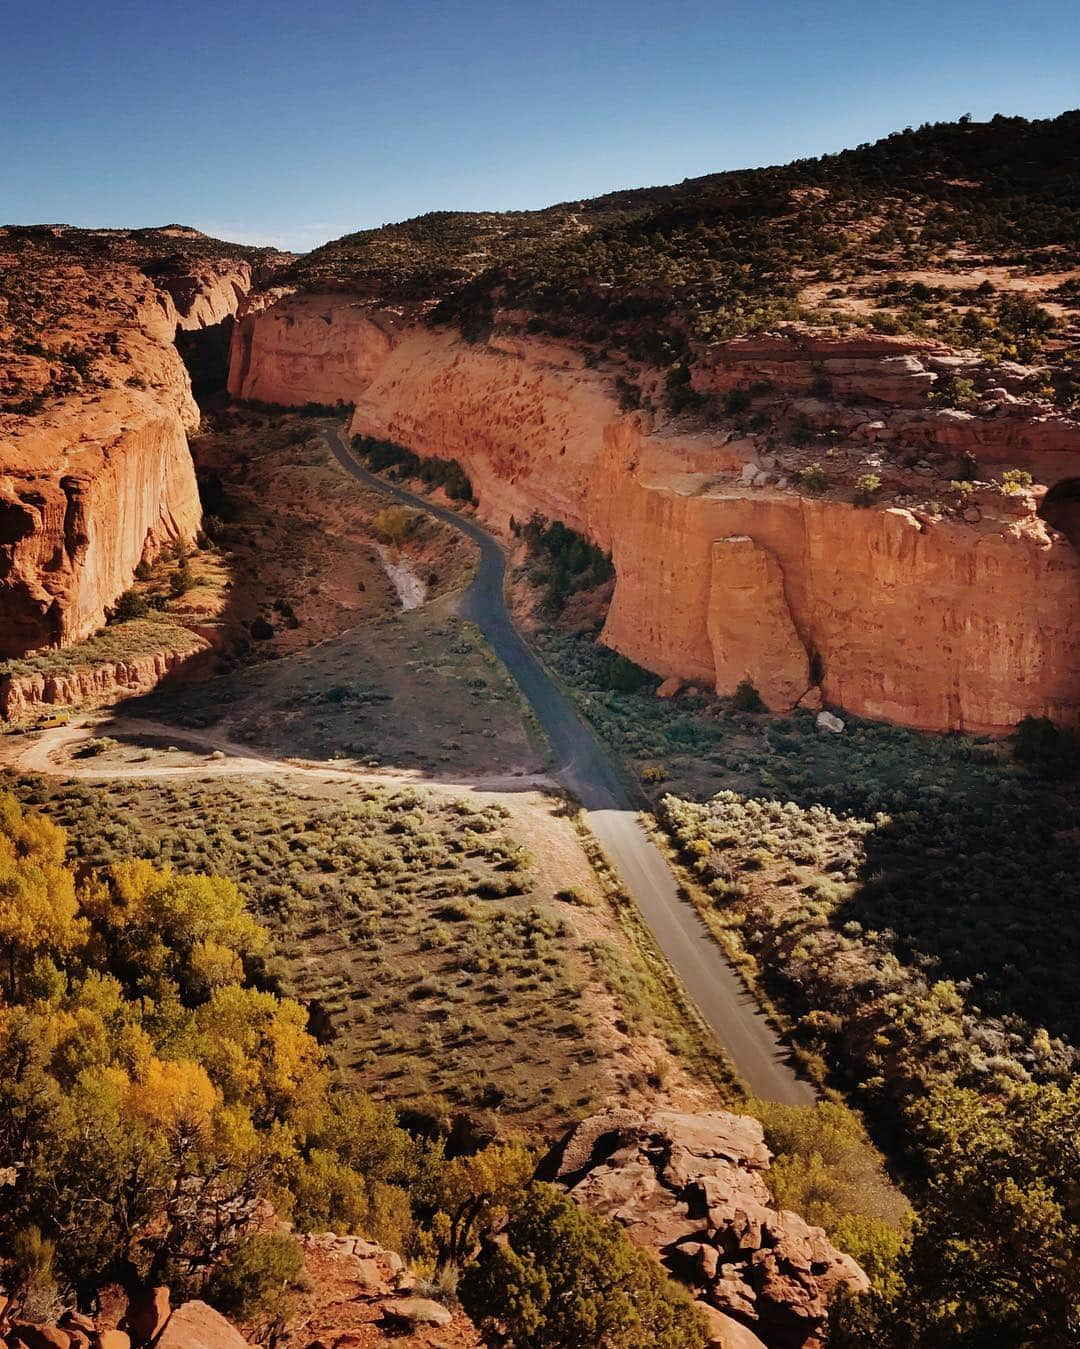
[
  {"x1": 897, "y1": 1080, "x2": 1080, "y2": 1346},
  {"x1": 419, "y1": 1141, "x2": 534, "y2": 1269},
  {"x1": 112, "y1": 589, "x2": 149, "y2": 621},
  {"x1": 461, "y1": 1184, "x2": 708, "y2": 1348}
]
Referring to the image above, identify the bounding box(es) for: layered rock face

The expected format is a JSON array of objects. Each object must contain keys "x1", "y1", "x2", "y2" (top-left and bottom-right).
[
  {"x1": 1, "y1": 242, "x2": 258, "y2": 654},
  {"x1": 539, "y1": 1107, "x2": 868, "y2": 1348},
  {"x1": 230, "y1": 297, "x2": 1080, "y2": 732}
]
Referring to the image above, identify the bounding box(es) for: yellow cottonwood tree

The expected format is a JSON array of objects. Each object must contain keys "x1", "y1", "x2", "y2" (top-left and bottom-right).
[{"x1": 0, "y1": 793, "x2": 85, "y2": 998}]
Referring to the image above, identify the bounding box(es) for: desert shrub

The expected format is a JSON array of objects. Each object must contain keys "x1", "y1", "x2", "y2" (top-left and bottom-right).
[
  {"x1": 605, "y1": 653, "x2": 651, "y2": 693},
  {"x1": 10, "y1": 1226, "x2": 61, "y2": 1323},
  {"x1": 750, "y1": 1100, "x2": 910, "y2": 1295},
  {"x1": 204, "y1": 1232, "x2": 305, "y2": 1318},
  {"x1": 730, "y1": 679, "x2": 766, "y2": 713},
  {"x1": 75, "y1": 737, "x2": 119, "y2": 759},
  {"x1": 112, "y1": 589, "x2": 148, "y2": 622},
  {"x1": 169, "y1": 567, "x2": 197, "y2": 598},
  {"x1": 798, "y1": 462, "x2": 830, "y2": 495},
  {"x1": 250, "y1": 616, "x2": 275, "y2": 640},
  {"x1": 1000, "y1": 467, "x2": 1033, "y2": 495},
  {"x1": 929, "y1": 373, "x2": 977, "y2": 407},
  {"x1": 374, "y1": 505, "x2": 414, "y2": 545},
  {"x1": 853, "y1": 474, "x2": 883, "y2": 507}
]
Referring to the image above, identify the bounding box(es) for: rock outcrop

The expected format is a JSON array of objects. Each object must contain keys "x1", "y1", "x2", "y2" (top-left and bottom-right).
[
  {"x1": 229, "y1": 299, "x2": 1080, "y2": 732},
  {"x1": 1, "y1": 231, "x2": 267, "y2": 655},
  {"x1": 539, "y1": 1107, "x2": 869, "y2": 1349},
  {"x1": 0, "y1": 642, "x2": 211, "y2": 721}
]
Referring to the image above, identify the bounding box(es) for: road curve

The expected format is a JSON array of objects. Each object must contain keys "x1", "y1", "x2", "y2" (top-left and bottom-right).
[{"x1": 326, "y1": 429, "x2": 815, "y2": 1104}]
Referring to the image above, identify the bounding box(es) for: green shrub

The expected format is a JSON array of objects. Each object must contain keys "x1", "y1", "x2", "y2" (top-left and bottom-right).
[
  {"x1": 1000, "y1": 468, "x2": 1033, "y2": 495},
  {"x1": 605, "y1": 653, "x2": 651, "y2": 693},
  {"x1": 798, "y1": 463, "x2": 830, "y2": 495},
  {"x1": 111, "y1": 589, "x2": 149, "y2": 622},
  {"x1": 853, "y1": 473, "x2": 883, "y2": 507},
  {"x1": 522, "y1": 515, "x2": 614, "y2": 611},
  {"x1": 205, "y1": 1232, "x2": 305, "y2": 1318},
  {"x1": 730, "y1": 679, "x2": 766, "y2": 713},
  {"x1": 929, "y1": 373, "x2": 977, "y2": 407},
  {"x1": 460, "y1": 1184, "x2": 708, "y2": 1348}
]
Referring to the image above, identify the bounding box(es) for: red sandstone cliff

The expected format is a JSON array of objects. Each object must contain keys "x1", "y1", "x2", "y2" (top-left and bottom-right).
[
  {"x1": 1, "y1": 231, "x2": 267, "y2": 654},
  {"x1": 229, "y1": 298, "x2": 1080, "y2": 733}
]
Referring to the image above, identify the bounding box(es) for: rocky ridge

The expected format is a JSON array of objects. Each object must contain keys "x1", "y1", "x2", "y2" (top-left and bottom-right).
[{"x1": 539, "y1": 1107, "x2": 869, "y2": 1349}]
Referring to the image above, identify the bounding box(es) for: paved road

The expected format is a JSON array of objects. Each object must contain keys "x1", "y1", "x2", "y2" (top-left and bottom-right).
[{"x1": 326, "y1": 429, "x2": 815, "y2": 1104}]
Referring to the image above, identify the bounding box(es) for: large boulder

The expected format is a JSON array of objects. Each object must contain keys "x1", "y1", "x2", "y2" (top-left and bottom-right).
[
  {"x1": 9, "y1": 1328, "x2": 71, "y2": 1349},
  {"x1": 380, "y1": 1298, "x2": 454, "y2": 1330},
  {"x1": 541, "y1": 1108, "x2": 869, "y2": 1349},
  {"x1": 154, "y1": 1302, "x2": 249, "y2": 1349}
]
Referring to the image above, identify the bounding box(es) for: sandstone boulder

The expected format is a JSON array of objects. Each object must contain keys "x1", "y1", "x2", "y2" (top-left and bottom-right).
[
  {"x1": 380, "y1": 1298, "x2": 454, "y2": 1330},
  {"x1": 91, "y1": 1334, "x2": 130, "y2": 1349},
  {"x1": 815, "y1": 711, "x2": 845, "y2": 734},
  {"x1": 9, "y1": 1328, "x2": 71, "y2": 1349},
  {"x1": 542, "y1": 1108, "x2": 868, "y2": 1349},
  {"x1": 154, "y1": 1302, "x2": 248, "y2": 1349},
  {"x1": 699, "y1": 1303, "x2": 770, "y2": 1348}
]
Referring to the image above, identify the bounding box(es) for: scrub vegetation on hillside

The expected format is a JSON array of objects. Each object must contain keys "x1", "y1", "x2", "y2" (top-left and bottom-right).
[{"x1": 283, "y1": 112, "x2": 1080, "y2": 388}]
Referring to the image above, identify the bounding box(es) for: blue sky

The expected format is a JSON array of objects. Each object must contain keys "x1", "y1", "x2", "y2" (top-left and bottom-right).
[{"x1": 3, "y1": 0, "x2": 1078, "y2": 252}]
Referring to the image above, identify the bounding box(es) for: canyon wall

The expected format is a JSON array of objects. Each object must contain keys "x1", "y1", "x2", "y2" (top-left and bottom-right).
[
  {"x1": 230, "y1": 297, "x2": 1080, "y2": 732},
  {"x1": 1, "y1": 260, "x2": 254, "y2": 654}
]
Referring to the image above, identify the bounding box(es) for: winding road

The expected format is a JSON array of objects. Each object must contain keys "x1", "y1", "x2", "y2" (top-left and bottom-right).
[{"x1": 326, "y1": 429, "x2": 815, "y2": 1104}]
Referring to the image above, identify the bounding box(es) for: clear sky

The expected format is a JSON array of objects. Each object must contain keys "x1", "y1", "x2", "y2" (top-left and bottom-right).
[{"x1": 3, "y1": 0, "x2": 1078, "y2": 253}]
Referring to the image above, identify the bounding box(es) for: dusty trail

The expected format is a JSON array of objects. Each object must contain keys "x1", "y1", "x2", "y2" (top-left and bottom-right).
[
  {"x1": 1, "y1": 714, "x2": 555, "y2": 796},
  {"x1": 325, "y1": 429, "x2": 815, "y2": 1104}
]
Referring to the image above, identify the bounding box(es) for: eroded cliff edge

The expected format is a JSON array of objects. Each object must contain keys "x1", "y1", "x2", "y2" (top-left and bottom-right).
[
  {"x1": 229, "y1": 297, "x2": 1080, "y2": 733},
  {"x1": 0, "y1": 228, "x2": 279, "y2": 654}
]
